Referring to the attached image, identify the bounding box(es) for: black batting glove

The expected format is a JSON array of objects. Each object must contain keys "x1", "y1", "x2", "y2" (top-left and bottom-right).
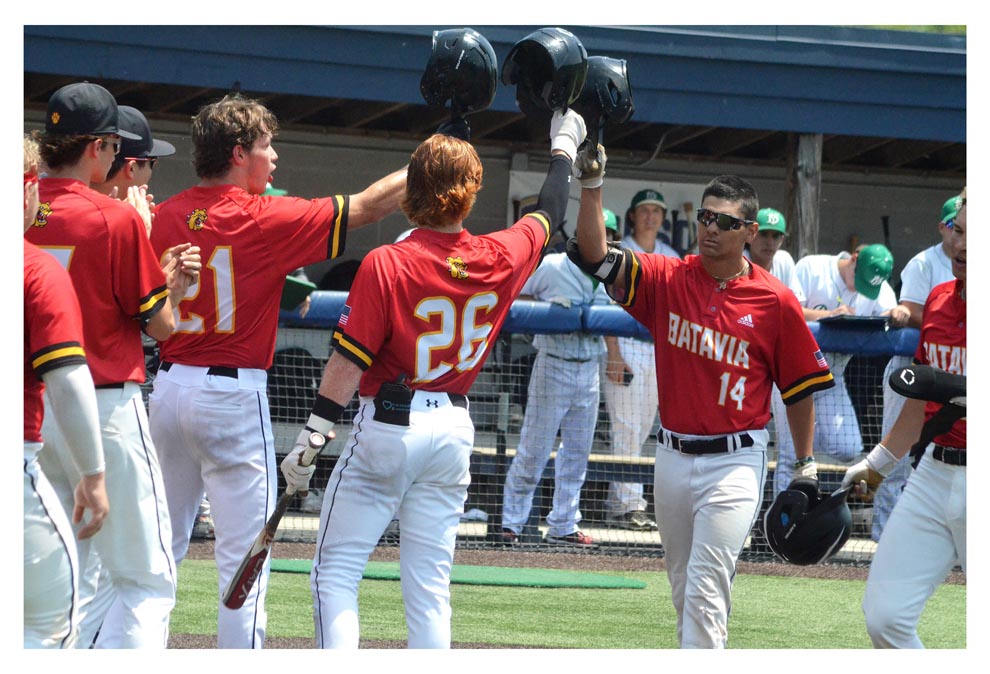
[{"x1": 437, "y1": 117, "x2": 471, "y2": 142}]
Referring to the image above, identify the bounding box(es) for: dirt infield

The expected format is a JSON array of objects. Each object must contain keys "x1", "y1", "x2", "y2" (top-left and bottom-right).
[{"x1": 171, "y1": 539, "x2": 964, "y2": 649}]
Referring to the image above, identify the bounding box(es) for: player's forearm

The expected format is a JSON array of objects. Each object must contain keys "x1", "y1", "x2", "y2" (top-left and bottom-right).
[
  {"x1": 784, "y1": 395, "x2": 816, "y2": 460},
  {"x1": 879, "y1": 397, "x2": 928, "y2": 460},
  {"x1": 576, "y1": 185, "x2": 607, "y2": 262},
  {"x1": 316, "y1": 351, "x2": 364, "y2": 409},
  {"x1": 347, "y1": 167, "x2": 408, "y2": 229},
  {"x1": 42, "y1": 364, "x2": 106, "y2": 476},
  {"x1": 534, "y1": 154, "x2": 572, "y2": 228}
]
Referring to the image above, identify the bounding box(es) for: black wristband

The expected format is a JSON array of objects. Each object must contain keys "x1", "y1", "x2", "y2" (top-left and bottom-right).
[{"x1": 312, "y1": 394, "x2": 345, "y2": 424}]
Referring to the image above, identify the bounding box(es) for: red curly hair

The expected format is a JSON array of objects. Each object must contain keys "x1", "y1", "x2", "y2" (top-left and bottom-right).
[{"x1": 401, "y1": 134, "x2": 483, "y2": 228}]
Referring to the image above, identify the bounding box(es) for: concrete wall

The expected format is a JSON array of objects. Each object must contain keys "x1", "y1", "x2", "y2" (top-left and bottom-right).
[{"x1": 26, "y1": 110, "x2": 962, "y2": 288}]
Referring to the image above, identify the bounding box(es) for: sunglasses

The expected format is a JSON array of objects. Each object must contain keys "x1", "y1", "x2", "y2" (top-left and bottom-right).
[
  {"x1": 127, "y1": 157, "x2": 158, "y2": 170},
  {"x1": 696, "y1": 208, "x2": 755, "y2": 231},
  {"x1": 98, "y1": 136, "x2": 121, "y2": 155}
]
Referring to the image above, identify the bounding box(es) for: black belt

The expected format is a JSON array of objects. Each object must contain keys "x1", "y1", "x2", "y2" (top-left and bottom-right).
[
  {"x1": 545, "y1": 353, "x2": 593, "y2": 363},
  {"x1": 668, "y1": 432, "x2": 754, "y2": 455},
  {"x1": 95, "y1": 383, "x2": 126, "y2": 389},
  {"x1": 159, "y1": 361, "x2": 238, "y2": 379},
  {"x1": 933, "y1": 445, "x2": 966, "y2": 466}
]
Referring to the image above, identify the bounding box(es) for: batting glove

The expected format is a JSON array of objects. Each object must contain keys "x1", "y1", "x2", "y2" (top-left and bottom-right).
[
  {"x1": 841, "y1": 443, "x2": 898, "y2": 494},
  {"x1": 280, "y1": 428, "x2": 321, "y2": 495},
  {"x1": 793, "y1": 456, "x2": 818, "y2": 481},
  {"x1": 550, "y1": 109, "x2": 587, "y2": 162},
  {"x1": 573, "y1": 140, "x2": 606, "y2": 188}
]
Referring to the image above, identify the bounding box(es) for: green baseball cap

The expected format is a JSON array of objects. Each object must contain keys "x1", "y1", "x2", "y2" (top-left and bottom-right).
[
  {"x1": 603, "y1": 208, "x2": 618, "y2": 233},
  {"x1": 940, "y1": 193, "x2": 963, "y2": 224},
  {"x1": 756, "y1": 207, "x2": 786, "y2": 234},
  {"x1": 629, "y1": 189, "x2": 666, "y2": 211},
  {"x1": 854, "y1": 244, "x2": 894, "y2": 300}
]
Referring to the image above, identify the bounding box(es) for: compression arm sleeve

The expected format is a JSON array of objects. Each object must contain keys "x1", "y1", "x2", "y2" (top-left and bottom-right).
[
  {"x1": 535, "y1": 154, "x2": 573, "y2": 230},
  {"x1": 42, "y1": 363, "x2": 106, "y2": 476}
]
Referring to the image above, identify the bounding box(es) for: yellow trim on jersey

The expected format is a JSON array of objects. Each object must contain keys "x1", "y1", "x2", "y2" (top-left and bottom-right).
[
  {"x1": 621, "y1": 251, "x2": 642, "y2": 307},
  {"x1": 140, "y1": 287, "x2": 170, "y2": 315},
  {"x1": 527, "y1": 212, "x2": 551, "y2": 246},
  {"x1": 33, "y1": 345, "x2": 86, "y2": 369},
  {"x1": 330, "y1": 195, "x2": 345, "y2": 259},
  {"x1": 335, "y1": 333, "x2": 373, "y2": 368},
  {"x1": 781, "y1": 372, "x2": 834, "y2": 401}
]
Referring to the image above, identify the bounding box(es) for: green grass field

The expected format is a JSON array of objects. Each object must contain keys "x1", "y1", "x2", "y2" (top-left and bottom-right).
[{"x1": 172, "y1": 559, "x2": 966, "y2": 649}]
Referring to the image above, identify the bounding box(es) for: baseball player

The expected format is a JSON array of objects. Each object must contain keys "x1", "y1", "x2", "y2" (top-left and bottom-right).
[
  {"x1": 744, "y1": 207, "x2": 805, "y2": 301},
  {"x1": 570, "y1": 151, "x2": 833, "y2": 648},
  {"x1": 841, "y1": 192, "x2": 966, "y2": 648},
  {"x1": 282, "y1": 110, "x2": 587, "y2": 648},
  {"x1": 872, "y1": 194, "x2": 960, "y2": 541},
  {"x1": 603, "y1": 190, "x2": 681, "y2": 531},
  {"x1": 26, "y1": 82, "x2": 196, "y2": 648},
  {"x1": 498, "y1": 212, "x2": 615, "y2": 547},
  {"x1": 91, "y1": 105, "x2": 176, "y2": 236},
  {"x1": 23, "y1": 134, "x2": 109, "y2": 648},
  {"x1": 770, "y1": 244, "x2": 897, "y2": 495},
  {"x1": 148, "y1": 93, "x2": 407, "y2": 649}
]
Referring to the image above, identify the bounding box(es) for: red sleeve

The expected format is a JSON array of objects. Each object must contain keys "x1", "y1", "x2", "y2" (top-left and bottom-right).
[
  {"x1": 330, "y1": 250, "x2": 387, "y2": 371},
  {"x1": 108, "y1": 204, "x2": 168, "y2": 324},
  {"x1": 25, "y1": 243, "x2": 88, "y2": 377},
  {"x1": 256, "y1": 195, "x2": 348, "y2": 273}
]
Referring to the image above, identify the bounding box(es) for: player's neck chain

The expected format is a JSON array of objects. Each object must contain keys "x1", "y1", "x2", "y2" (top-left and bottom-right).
[{"x1": 711, "y1": 260, "x2": 750, "y2": 291}]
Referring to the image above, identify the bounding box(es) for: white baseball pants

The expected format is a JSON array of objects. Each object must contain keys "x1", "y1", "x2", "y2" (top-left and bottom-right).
[
  {"x1": 38, "y1": 383, "x2": 176, "y2": 648},
  {"x1": 150, "y1": 364, "x2": 274, "y2": 649},
  {"x1": 311, "y1": 392, "x2": 474, "y2": 649},
  {"x1": 863, "y1": 449, "x2": 965, "y2": 648},
  {"x1": 24, "y1": 443, "x2": 79, "y2": 649},
  {"x1": 603, "y1": 337, "x2": 658, "y2": 517},
  {"x1": 653, "y1": 428, "x2": 769, "y2": 648},
  {"x1": 501, "y1": 352, "x2": 599, "y2": 537},
  {"x1": 872, "y1": 354, "x2": 914, "y2": 541}
]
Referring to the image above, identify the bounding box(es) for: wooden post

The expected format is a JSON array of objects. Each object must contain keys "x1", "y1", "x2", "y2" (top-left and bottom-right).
[{"x1": 785, "y1": 133, "x2": 823, "y2": 259}]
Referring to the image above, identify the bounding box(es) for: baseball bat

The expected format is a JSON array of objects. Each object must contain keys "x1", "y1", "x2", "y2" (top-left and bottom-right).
[{"x1": 221, "y1": 432, "x2": 327, "y2": 609}]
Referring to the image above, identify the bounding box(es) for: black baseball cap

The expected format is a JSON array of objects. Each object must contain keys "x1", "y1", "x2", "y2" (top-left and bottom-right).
[
  {"x1": 45, "y1": 82, "x2": 141, "y2": 139},
  {"x1": 118, "y1": 106, "x2": 176, "y2": 159}
]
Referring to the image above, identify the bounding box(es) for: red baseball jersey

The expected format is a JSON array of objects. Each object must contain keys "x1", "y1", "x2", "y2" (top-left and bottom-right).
[
  {"x1": 332, "y1": 214, "x2": 551, "y2": 397},
  {"x1": 25, "y1": 178, "x2": 168, "y2": 385},
  {"x1": 151, "y1": 186, "x2": 347, "y2": 369},
  {"x1": 618, "y1": 253, "x2": 834, "y2": 436},
  {"x1": 915, "y1": 280, "x2": 966, "y2": 448},
  {"x1": 24, "y1": 240, "x2": 88, "y2": 443}
]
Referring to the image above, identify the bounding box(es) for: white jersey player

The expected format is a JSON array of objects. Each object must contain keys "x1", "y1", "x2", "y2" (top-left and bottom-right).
[{"x1": 772, "y1": 246, "x2": 897, "y2": 495}]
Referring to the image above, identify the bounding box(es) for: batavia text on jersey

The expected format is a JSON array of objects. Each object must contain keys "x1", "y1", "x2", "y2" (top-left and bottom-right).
[{"x1": 668, "y1": 311, "x2": 750, "y2": 370}]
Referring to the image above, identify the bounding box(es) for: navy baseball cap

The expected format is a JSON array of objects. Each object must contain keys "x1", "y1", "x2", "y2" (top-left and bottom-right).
[
  {"x1": 46, "y1": 82, "x2": 140, "y2": 139},
  {"x1": 118, "y1": 106, "x2": 176, "y2": 159}
]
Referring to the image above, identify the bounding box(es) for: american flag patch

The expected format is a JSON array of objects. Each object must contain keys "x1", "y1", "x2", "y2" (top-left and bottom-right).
[
  {"x1": 814, "y1": 349, "x2": 827, "y2": 368},
  {"x1": 338, "y1": 304, "x2": 351, "y2": 327}
]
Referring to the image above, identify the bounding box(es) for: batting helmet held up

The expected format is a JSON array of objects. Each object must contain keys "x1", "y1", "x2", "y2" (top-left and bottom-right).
[
  {"x1": 420, "y1": 28, "x2": 498, "y2": 117},
  {"x1": 764, "y1": 478, "x2": 853, "y2": 566},
  {"x1": 501, "y1": 27, "x2": 588, "y2": 118}
]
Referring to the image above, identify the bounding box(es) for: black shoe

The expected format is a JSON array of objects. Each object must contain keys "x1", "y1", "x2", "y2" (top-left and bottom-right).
[{"x1": 492, "y1": 528, "x2": 519, "y2": 546}]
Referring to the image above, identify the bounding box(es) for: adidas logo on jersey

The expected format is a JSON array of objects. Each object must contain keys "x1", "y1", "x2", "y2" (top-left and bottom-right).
[{"x1": 737, "y1": 314, "x2": 754, "y2": 328}]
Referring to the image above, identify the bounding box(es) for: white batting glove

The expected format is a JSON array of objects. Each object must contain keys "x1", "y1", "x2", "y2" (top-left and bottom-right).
[
  {"x1": 550, "y1": 109, "x2": 587, "y2": 162},
  {"x1": 841, "y1": 443, "x2": 898, "y2": 493},
  {"x1": 280, "y1": 429, "x2": 318, "y2": 495},
  {"x1": 793, "y1": 457, "x2": 818, "y2": 481},
  {"x1": 573, "y1": 140, "x2": 606, "y2": 188},
  {"x1": 546, "y1": 296, "x2": 573, "y2": 309}
]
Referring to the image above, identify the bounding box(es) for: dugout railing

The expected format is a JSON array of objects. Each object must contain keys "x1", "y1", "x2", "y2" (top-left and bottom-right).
[{"x1": 145, "y1": 290, "x2": 920, "y2": 565}]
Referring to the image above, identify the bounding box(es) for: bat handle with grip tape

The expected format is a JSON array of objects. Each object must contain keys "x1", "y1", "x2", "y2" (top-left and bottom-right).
[{"x1": 221, "y1": 432, "x2": 326, "y2": 609}]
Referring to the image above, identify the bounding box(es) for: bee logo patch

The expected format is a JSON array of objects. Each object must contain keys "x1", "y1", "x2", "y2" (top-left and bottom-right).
[{"x1": 33, "y1": 202, "x2": 53, "y2": 228}]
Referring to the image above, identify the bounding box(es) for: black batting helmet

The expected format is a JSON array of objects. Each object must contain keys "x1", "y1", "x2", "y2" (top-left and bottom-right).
[
  {"x1": 572, "y1": 55, "x2": 635, "y2": 132},
  {"x1": 763, "y1": 479, "x2": 853, "y2": 566},
  {"x1": 501, "y1": 27, "x2": 588, "y2": 117},
  {"x1": 420, "y1": 28, "x2": 498, "y2": 117}
]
